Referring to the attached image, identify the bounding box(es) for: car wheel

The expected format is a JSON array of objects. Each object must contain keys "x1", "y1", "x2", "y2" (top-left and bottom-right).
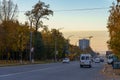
[
  {"x1": 80, "y1": 65, "x2": 83, "y2": 68},
  {"x1": 89, "y1": 65, "x2": 91, "y2": 68}
]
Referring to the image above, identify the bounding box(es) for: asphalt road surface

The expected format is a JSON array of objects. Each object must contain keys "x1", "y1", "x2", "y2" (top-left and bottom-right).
[{"x1": 0, "y1": 61, "x2": 109, "y2": 80}]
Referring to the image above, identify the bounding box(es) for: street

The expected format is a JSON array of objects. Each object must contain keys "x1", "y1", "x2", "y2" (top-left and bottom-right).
[{"x1": 0, "y1": 61, "x2": 109, "y2": 80}]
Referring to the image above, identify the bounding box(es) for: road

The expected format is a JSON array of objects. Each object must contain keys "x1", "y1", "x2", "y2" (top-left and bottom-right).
[{"x1": 0, "y1": 61, "x2": 109, "y2": 80}]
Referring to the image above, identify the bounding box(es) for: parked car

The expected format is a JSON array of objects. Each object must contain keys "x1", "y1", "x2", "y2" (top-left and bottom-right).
[
  {"x1": 62, "y1": 58, "x2": 70, "y2": 63},
  {"x1": 80, "y1": 54, "x2": 92, "y2": 68},
  {"x1": 94, "y1": 57, "x2": 100, "y2": 63},
  {"x1": 107, "y1": 54, "x2": 114, "y2": 64},
  {"x1": 100, "y1": 58, "x2": 104, "y2": 62}
]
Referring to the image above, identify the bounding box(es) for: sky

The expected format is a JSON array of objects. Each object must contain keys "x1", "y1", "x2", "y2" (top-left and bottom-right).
[{"x1": 12, "y1": 0, "x2": 116, "y2": 31}]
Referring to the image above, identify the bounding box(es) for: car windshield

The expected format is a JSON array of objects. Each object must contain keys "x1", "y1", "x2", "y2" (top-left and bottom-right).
[
  {"x1": 108, "y1": 56, "x2": 113, "y2": 59},
  {"x1": 86, "y1": 56, "x2": 90, "y2": 60},
  {"x1": 81, "y1": 56, "x2": 90, "y2": 60},
  {"x1": 64, "y1": 58, "x2": 69, "y2": 60},
  {"x1": 81, "y1": 56, "x2": 85, "y2": 60}
]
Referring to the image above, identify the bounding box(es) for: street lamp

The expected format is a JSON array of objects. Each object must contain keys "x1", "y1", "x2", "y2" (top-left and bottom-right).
[
  {"x1": 30, "y1": 31, "x2": 32, "y2": 63},
  {"x1": 67, "y1": 35, "x2": 74, "y2": 40},
  {"x1": 88, "y1": 36, "x2": 93, "y2": 47}
]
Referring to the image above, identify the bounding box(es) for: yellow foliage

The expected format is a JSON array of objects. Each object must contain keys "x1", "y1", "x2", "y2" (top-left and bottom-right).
[{"x1": 0, "y1": 20, "x2": 30, "y2": 51}]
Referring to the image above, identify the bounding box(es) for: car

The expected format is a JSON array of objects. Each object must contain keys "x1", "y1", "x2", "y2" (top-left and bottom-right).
[
  {"x1": 107, "y1": 54, "x2": 114, "y2": 64},
  {"x1": 94, "y1": 57, "x2": 100, "y2": 63},
  {"x1": 100, "y1": 58, "x2": 104, "y2": 62},
  {"x1": 62, "y1": 58, "x2": 70, "y2": 63},
  {"x1": 80, "y1": 54, "x2": 92, "y2": 68}
]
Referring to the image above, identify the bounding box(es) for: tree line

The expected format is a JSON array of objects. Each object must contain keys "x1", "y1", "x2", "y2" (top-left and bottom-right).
[{"x1": 0, "y1": 0, "x2": 81, "y2": 62}]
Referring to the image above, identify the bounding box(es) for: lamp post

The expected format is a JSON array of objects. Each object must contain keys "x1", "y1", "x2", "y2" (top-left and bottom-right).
[
  {"x1": 67, "y1": 35, "x2": 74, "y2": 47},
  {"x1": 29, "y1": 20, "x2": 33, "y2": 63},
  {"x1": 88, "y1": 36, "x2": 93, "y2": 48},
  {"x1": 25, "y1": 11, "x2": 34, "y2": 63},
  {"x1": 54, "y1": 35, "x2": 57, "y2": 62},
  {"x1": 30, "y1": 31, "x2": 32, "y2": 63}
]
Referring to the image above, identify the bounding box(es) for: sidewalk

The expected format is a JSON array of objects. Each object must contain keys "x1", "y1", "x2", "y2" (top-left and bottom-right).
[{"x1": 102, "y1": 64, "x2": 120, "y2": 80}]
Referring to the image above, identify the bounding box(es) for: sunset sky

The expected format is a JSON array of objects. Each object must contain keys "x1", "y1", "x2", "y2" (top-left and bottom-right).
[{"x1": 13, "y1": 0, "x2": 116, "y2": 31}]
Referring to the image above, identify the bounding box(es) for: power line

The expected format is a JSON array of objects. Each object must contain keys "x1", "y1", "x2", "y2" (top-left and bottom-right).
[
  {"x1": 18, "y1": 7, "x2": 110, "y2": 13},
  {"x1": 54, "y1": 7, "x2": 110, "y2": 12}
]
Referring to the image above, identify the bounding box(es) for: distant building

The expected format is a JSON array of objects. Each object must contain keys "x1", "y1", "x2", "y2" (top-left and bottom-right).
[{"x1": 79, "y1": 39, "x2": 90, "y2": 50}]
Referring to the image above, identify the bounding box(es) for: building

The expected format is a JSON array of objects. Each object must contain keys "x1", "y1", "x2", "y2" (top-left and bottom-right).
[{"x1": 79, "y1": 39, "x2": 90, "y2": 50}]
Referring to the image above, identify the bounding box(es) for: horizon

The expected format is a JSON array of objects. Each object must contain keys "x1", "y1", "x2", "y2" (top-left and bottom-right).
[{"x1": 62, "y1": 30, "x2": 109, "y2": 53}]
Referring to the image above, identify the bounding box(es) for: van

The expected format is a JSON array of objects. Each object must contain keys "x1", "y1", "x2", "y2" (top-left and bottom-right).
[
  {"x1": 107, "y1": 54, "x2": 114, "y2": 64},
  {"x1": 80, "y1": 54, "x2": 92, "y2": 68}
]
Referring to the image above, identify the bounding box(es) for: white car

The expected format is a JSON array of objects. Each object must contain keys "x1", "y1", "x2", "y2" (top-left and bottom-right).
[
  {"x1": 80, "y1": 54, "x2": 92, "y2": 68},
  {"x1": 107, "y1": 54, "x2": 113, "y2": 64},
  {"x1": 62, "y1": 58, "x2": 70, "y2": 63},
  {"x1": 94, "y1": 58, "x2": 100, "y2": 63}
]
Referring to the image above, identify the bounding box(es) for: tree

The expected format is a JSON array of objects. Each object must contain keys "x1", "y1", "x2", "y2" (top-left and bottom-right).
[
  {"x1": 51, "y1": 29, "x2": 66, "y2": 60},
  {"x1": 25, "y1": 0, "x2": 53, "y2": 60},
  {"x1": 25, "y1": 0, "x2": 53, "y2": 32},
  {"x1": 0, "y1": 0, "x2": 18, "y2": 22},
  {"x1": 41, "y1": 26, "x2": 52, "y2": 59},
  {"x1": 107, "y1": 1, "x2": 120, "y2": 58},
  {"x1": 0, "y1": 20, "x2": 30, "y2": 61}
]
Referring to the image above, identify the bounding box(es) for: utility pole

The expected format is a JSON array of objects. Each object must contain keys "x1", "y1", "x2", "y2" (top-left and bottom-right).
[
  {"x1": 54, "y1": 35, "x2": 57, "y2": 62},
  {"x1": 30, "y1": 31, "x2": 32, "y2": 63},
  {"x1": 29, "y1": 19, "x2": 33, "y2": 63},
  {"x1": 25, "y1": 11, "x2": 34, "y2": 63}
]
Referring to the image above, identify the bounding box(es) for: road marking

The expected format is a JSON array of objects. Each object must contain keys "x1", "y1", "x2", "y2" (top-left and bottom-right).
[{"x1": 0, "y1": 66, "x2": 60, "y2": 78}]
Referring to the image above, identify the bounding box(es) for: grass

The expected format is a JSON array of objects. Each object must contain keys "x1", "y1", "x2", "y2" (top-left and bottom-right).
[{"x1": 0, "y1": 60, "x2": 55, "y2": 67}]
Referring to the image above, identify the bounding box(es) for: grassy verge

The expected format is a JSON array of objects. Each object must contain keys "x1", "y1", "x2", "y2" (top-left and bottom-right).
[{"x1": 0, "y1": 60, "x2": 55, "y2": 67}]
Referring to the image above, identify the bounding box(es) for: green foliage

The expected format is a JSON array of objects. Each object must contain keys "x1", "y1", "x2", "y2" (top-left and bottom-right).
[
  {"x1": 33, "y1": 31, "x2": 45, "y2": 60},
  {"x1": 41, "y1": 28, "x2": 67, "y2": 60}
]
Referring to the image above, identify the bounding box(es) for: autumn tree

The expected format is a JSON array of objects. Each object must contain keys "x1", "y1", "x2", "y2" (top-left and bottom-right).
[
  {"x1": 25, "y1": 0, "x2": 53, "y2": 60},
  {"x1": 41, "y1": 26, "x2": 52, "y2": 59},
  {"x1": 107, "y1": 0, "x2": 120, "y2": 58},
  {"x1": 0, "y1": 21, "x2": 30, "y2": 61},
  {"x1": 50, "y1": 29, "x2": 67, "y2": 60}
]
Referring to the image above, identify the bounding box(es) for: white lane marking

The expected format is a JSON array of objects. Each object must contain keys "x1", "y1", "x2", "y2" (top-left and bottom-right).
[{"x1": 0, "y1": 66, "x2": 60, "y2": 78}]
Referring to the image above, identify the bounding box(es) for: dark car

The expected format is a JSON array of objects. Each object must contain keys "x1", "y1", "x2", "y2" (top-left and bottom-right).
[{"x1": 100, "y1": 58, "x2": 104, "y2": 62}]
